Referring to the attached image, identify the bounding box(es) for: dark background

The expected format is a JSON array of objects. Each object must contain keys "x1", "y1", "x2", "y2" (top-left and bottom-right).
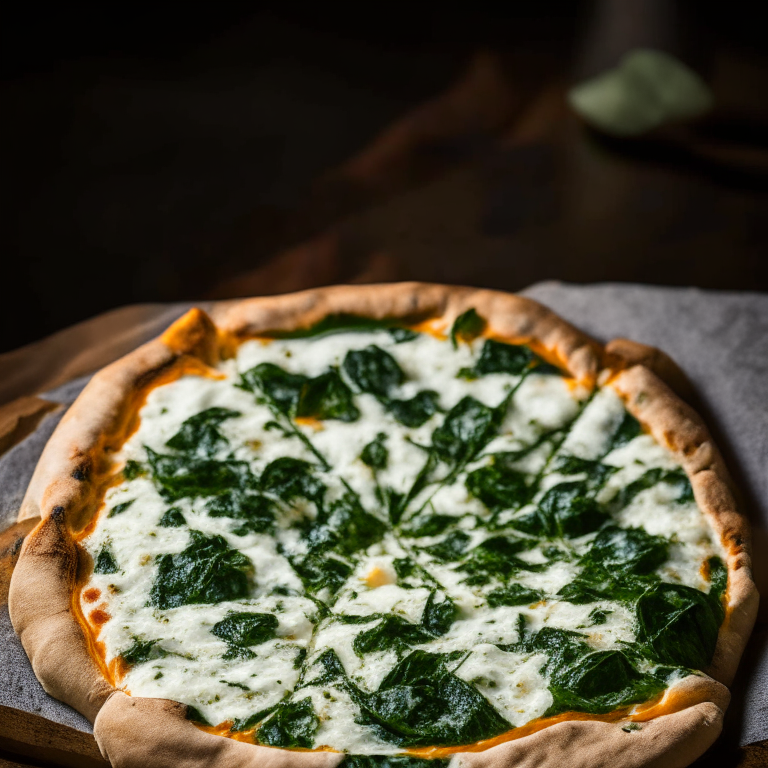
[{"x1": 2, "y1": 1, "x2": 768, "y2": 353}]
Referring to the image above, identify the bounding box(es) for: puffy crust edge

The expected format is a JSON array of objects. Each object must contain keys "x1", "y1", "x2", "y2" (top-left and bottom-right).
[
  {"x1": 453, "y1": 676, "x2": 729, "y2": 768},
  {"x1": 8, "y1": 283, "x2": 757, "y2": 768},
  {"x1": 608, "y1": 363, "x2": 758, "y2": 688}
]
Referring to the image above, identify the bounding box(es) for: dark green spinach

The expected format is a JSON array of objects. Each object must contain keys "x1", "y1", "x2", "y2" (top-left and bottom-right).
[
  {"x1": 361, "y1": 433, "x2": 389, "y2": 470},
  {"x1": 165, "y1": 407, "x2": 241, "y2": 456},
  {"x1": 509, "y1": 481, "x2": 607, "y2": 539},
  {"x1": 387, "y1": 391, "x2": 441, "y2": 428},
  {"x1": 343, "y1": 346, "x2": 405, "y2": 398},
  {"x1": 120, "y1": 637, "x2": 165, "y2": 666},
  {"x1": 297, "y1": 369, "x2": 360, "y2": 422},
  {"x1": 149, "y1": 530, "x2": 253, "y2": 609},
  {"x1": 205, "y1": 490, "x2": 275, "y2": 535},
  {"x1": 486, "y1": 584, "x2": 543, "y2": 607},
  {"x1": 353, "y1": 650, "x2": 510, "y2": 747},
  {"x1": 211, "y1": 611, "x2": 279, "y2": 659},
  {"x1": 432, "y1": 397, "x2": 502, "y2": 466},
  {"x1": 108, "y1": 499, "x2": 135, "y2": 518},
  {"x1": 94, "y1": 545, "x2": 119, "y2": 574},
  {"x1": 466, "y1": 463, "x2": 530, "y2": 511},
  {"x1": 146, "y1": 447, "x2": 256, "y2": 502},
  {"x1": 257, "y1": 697, "x2": 319, "y2": 748},
  {"x1": 450, "y1": 309, "x2": 486, "y2": 348},
  {"x1": 260, "y1": 457, "x2": 326, "y2": 507},
  {"x1": 636, "y1": 582, "x2": 721, "y2": 669},
  {"x1": 353, "y1": 615, "x2": 434, "y2": 657},
  {"x1": 158, "y1": 507, "x2": 186, "y2": 527}
]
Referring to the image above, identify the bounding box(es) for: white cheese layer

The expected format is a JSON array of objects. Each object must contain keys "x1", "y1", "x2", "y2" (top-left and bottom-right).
[{"x1": 79, "y1": 328, "x2": 726, "y2": 753}]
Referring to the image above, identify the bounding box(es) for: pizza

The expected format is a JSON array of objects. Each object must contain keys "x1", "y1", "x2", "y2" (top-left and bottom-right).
[{"x1": 8, "y1": 284, "x2": 757, "y2": 768}]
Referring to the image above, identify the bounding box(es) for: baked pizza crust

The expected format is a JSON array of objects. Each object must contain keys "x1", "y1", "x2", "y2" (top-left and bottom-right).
[{"x1": 8, "y1": 282, "x2": 758, "y2": 768}]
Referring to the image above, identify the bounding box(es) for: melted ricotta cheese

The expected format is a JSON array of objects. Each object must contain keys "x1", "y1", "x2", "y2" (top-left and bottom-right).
[{"x1": 79, "y1": 327, "x2": 726, "y2": 754}]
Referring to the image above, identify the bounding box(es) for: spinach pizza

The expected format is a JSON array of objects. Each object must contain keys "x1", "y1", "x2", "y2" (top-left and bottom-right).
[{"x1": 9, "y1": 284, "x2": 757, "y2": 768}]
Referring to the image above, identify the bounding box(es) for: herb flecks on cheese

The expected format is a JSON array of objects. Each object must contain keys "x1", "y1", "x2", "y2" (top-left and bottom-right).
[{"x1": 81, "y1": 316, "x2": 727, "y2": 754}]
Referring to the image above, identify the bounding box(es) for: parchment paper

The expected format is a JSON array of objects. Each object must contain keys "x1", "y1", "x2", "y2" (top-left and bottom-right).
[{"x1": 0, "y1": 283, "x2": 765, "y2": 746}]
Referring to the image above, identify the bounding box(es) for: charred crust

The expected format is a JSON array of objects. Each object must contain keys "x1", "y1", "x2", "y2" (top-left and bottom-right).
[{"x1": 51, "y1": 506, "x2": 66, "y2": 521}]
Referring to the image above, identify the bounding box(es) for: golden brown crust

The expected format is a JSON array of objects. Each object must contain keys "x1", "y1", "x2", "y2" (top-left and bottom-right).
[{"x1": 8, "y1": 282, "x2": 758, "y2": 768}]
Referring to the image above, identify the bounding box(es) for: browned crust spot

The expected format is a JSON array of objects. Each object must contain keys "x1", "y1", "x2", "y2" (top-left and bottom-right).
[{"x1": 8, "y1": 282, "x2": 758, "y2": 768}]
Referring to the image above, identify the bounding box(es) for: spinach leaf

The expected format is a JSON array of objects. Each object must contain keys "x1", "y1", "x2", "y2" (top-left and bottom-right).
[
  {"x1": 108, "y1": 499, "x2": 135, "y2": 518},
  {"x1": 302, "y1": 648, "x2": 347, "y2": 688},
  {"x1": 582, "y1": 526, "x2": 669, "y2": 576},
  {"x1": 707, "y1": 556, "x2": 728, "y2": 623},
  {"x1": 120, "y1": 637, "x2": 165, "y2": 666},
  {"x1": 556, "y1": 527, "x2": 668, "y2": 605},
  {"x1": 510, "y1": 481, "x2": 607, "y2": 539},
  {"x1": 306, "y1": 491, "x2": 387, "y2": 557},
  {"x1": 514, "y1": 626, "x2": 588, "y2": 668},
  {"x1": 538, "y1": 481, "x2": 607, "y2": 538},
  {"x1": 588, "y1": 608, "x2": 611, "y2": 625},
  {"x1": 511, "y1": 625, "x2": 668, "y2": 713},
  {"x1": 353, "y1": 615, "x2": 434, "y2": 657},
  {"x1": 122, "y1": 459, "x2": 146, "y2": 480},
  {"x1": 400, "y1": 513, "x2": 458, "y2": 538},
  {"x1": 613, "y1": 468, "x2": 694, "y2": 509},
  {"x1": 212, "y1": 611, "x2": 278, "y2": 659},
  {"x1": 486, "y1": 584, "x2": 543, "y2": 607},
  {"x1": 149, "y1": 530, "x2": 253, "y2": 609},
  {"x1": 554, "y1": 456, "x2": 617, "y2": 491},
  {"x1": 451, "y1": 309, "x2": 486, "y2": 348},
  {"x1": 260, "y1": 457, "x2": 326, "y2": 507},
  {"x1": 383, "y1": 487, "x2": 406, "y2": 526},
  {"x1": 556, "y1": 563, "x2": 656, "y2": 605},
  {"x1": 354, "y1": 650, "x2": 510, "y2": 747},
  {"x1": 343, "y1": 346, "x2": 405, "y2": 398},
  {"x1": 241, "y1": 363, "x2": 307, "y2": 416},
  {"x1": 488, "y1": 427, "x2": 565, "y2": 465},
  {"x1": 289, "y1": 553, "x2": 353, "y2": 596},
  {"x1": 158, "y1": 507, "x2": 186, "y2": 528},
  {"x1": 257, "y1": 697, "x2": 318, "y2": 749},
  {"x1": 393, "y1": 453, "x2": 439, "y2": 524},
  {"x1": 664, "y1": 469, "x2": 695, "y2": 504},
  {"x1": 608, "y1": 412, "x2": 642, "y2": 451},
  {"x1": 458, "y1": 535, "x2": 538, "y2": 585},
  {"x1": 94, "y1": 545, "x2": 118, "y2": 574},
  {"x1": 432, "y1": 397, "x2": 502, "y2": 465},
  {"x1": 165, "y1": 407, "x2": 241, "y2": 456},
  {"x1": 231, "y1": 705, "x2": 279, "y2": 733},
  {"x1": 146, "y1": 447, "x2": 256, "y2": 502},
  {"x1": 185, "y1": 706, "x2": 212, "y2": 726},
  {"x1": 297, "y1": 369, "x2": 360, "y2": 422},
  {"x1": 547, "y1": 649, "x2": 666, "y2": 715},
  {"x1": 473, "y1": 339, "x2": 534, "y2": 376},
  {"x1": 387, "y1": 391, "x2": 441, "y2": 428},
  {"x1": 423, "y1": 530, "x2": 471, "y2": 563},
  {"x1": 466, "y1": 463, "x2": 530, "y2": 511},
  {"x1": 421, "y1": 590, "x2": 457, "y2": 636},
  {"x1": 389, "y1": 328, "x2": 419, "y2": 344},
  {"x1": 205, "y1": 490, "x2": 275, "y2": 535},
  {"x1": 361, "y1": 433, "x2": 388, "y2": 470},
  {"x1": 636, "y1": 582, "x2": 721, "y2": 669}
]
